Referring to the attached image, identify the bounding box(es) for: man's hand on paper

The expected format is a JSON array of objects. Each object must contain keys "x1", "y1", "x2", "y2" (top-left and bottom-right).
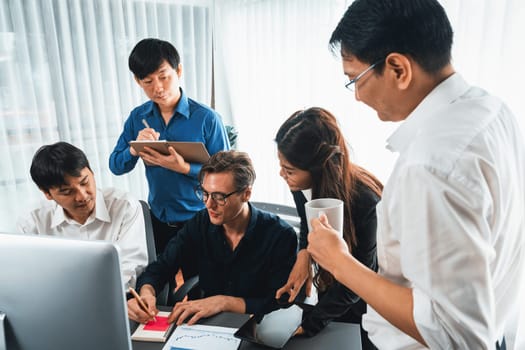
[
  {"x1": 127, "y1": 293, "x2": 159, "y2": 324},
  {"x1": 169, "y1": 295, "x2": 231, "y2": 326}
]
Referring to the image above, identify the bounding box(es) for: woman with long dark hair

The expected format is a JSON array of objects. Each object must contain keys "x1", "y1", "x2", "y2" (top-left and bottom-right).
[{"x1": 275, "y1": 107, "x2": 382, "y2": 349}]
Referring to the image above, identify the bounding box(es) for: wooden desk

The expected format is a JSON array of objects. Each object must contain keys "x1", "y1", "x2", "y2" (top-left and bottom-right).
[{"x1": 131, "y1": 308, "x2": 362, "y2": 350}]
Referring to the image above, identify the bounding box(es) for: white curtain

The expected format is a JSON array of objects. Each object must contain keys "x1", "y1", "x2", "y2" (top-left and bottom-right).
[
  {"x1": 213, "y1": 0, "x2": 399, "y2": 206},
  {"x1": 0, "y1": 0, "x2": 213, "y2": 232},
  {"x1": 213, "y1": 0, "x2": 525, "y2": 348},
  {"x1": 214, "y1": 0, "x2": 525, "y2": 203}
]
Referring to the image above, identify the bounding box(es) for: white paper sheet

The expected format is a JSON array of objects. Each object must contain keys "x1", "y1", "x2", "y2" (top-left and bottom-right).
[{"x1": 162, "y1": 324, "x2": 241, "y2": 350}]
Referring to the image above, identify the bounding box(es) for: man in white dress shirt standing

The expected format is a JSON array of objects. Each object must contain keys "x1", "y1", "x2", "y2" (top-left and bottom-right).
[
  {"x1": 17, "y1": 142, "x2": 148, "y2": 289},
  {"x1": 307, "y1": 0, "x2": 525, "y2": 349}
]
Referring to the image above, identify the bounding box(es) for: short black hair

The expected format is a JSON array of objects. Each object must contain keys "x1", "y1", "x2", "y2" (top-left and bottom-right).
[
  {"x1": 330, "y1": 0, "x2": 453, "y2": 74},
  {"x1": 30, "y1": 142, "x2": 91, "y2": 192},
  {"x1": 198, "y1": 151, "x2": 256, "y2": 191},
  {"x1": 128, "y1": 38, "x2": 181, "y2": 79}
]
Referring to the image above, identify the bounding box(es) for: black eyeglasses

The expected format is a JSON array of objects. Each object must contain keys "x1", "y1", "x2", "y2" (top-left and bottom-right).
[
  {"x1": 345, "y1": 59, "x2": 383, "y2": 92},
  {"x1": 194, "y1": 186, "x2": 243, "y2": 206}
]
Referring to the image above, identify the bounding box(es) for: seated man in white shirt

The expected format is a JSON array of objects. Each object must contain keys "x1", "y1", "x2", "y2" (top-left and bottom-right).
[{"x1": 17, "y1": 141, "x2": 148, "y2": 289}]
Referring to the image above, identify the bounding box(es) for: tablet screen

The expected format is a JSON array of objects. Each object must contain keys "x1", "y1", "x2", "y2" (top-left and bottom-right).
[{"x1": 234, "y1": 305, "x2": 304, "y2": 349}]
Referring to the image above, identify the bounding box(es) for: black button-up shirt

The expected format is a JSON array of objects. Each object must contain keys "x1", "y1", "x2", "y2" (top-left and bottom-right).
[{"x1": 137, "y1": 203, "x2": 297, "y2": 315}]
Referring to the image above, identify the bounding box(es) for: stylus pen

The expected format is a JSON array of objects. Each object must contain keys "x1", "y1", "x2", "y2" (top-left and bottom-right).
[
  {"x1": 129, "y1": 287, "x2": 157, "y2": 322},
  {"x1": 141, "y1": 119, "x2": 151, "y2": 129}
]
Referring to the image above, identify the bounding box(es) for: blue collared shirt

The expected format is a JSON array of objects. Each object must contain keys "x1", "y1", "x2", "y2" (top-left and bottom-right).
[
  {"x1": 109, "y1": 89, "x2": 230, "y2": 222},
  {"x1": 137, "y1": 204, "x2": 298, "y2": 315}
]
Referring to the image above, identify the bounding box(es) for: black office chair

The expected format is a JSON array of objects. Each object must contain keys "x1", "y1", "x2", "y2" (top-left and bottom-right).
[
  {"x1": 139, "y1": 200, "x2": 169, "y2": 305},
  {"x1": 250, "y1": 201, "x2": 301, "y2": 231},
  {"x1": 170, "y1": 275, "x2": 201, "y2": 303},
  {"x1": 139, "y1": 200, "x2": 156, "y2": 264}
]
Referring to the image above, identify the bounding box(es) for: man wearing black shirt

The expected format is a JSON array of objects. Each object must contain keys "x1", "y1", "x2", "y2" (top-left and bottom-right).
[{"x1": 128, "y1": 151, "x2": 297, "y2": 325}]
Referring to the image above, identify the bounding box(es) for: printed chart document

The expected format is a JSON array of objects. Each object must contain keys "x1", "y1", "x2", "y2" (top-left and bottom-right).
[
  {"x1": 162, "y1": 324, "x2": 241, "y2": 350},
  {"x1": 131, "y1": 311, "x2": 175, "y2": 342}
]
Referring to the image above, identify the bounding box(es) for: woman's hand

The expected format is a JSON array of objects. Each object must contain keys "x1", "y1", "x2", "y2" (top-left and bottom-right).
[{"x1": 276, "y1": 249, "x2": 313, "y2": 303}]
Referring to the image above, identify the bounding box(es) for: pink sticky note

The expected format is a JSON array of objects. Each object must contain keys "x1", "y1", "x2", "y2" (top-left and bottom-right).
[{"x1": 143, "y1": 316, "x2": 171, "y2": 331}]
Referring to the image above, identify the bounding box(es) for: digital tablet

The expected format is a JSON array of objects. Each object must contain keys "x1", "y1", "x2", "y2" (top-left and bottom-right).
[
  {"x1": 234, "y1": 304, "x2": 305, "y2": 349},
  {"x1": 129, "y1": 141, "x2": 210, "y2": 164}
]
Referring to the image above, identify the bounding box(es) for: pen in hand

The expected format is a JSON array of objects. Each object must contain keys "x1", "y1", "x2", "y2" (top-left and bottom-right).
[
  {"x1": 141, "y1": 119, "x2": 151, "y2": 129},
  {"x1": 129, "y1": 287, "x2": 157, "y2": 322},
  {"x1": 141, "y1": 118, "x2": 160, "y2": 141}
]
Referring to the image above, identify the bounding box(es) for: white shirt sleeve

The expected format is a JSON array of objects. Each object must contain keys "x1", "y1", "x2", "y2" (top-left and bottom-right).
[
  {"x1": 112, "y1": 198, "x2": 148, "y2": 289},
  {"x1": 16, "y1": 214, "x2": 37, "y2": 234},
  {"x1": 394, "y1": 163, "x2": 496, "y2": 349}
]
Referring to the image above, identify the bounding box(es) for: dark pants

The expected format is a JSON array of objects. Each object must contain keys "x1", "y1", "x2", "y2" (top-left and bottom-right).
[{"x1": 150, "y1": 212, "x2": 186, "y2": 305}]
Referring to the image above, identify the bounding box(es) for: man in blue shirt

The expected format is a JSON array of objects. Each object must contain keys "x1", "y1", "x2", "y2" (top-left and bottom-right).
[
  {"x1": 109, "y1": 38, "x2": 230, "y2": 255},
  {"x1": 127, "y1": 151, "x2": 297, "y2": 325}
]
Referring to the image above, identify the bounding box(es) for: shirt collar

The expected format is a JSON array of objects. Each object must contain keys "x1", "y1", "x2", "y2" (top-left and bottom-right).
[
  {"x1": 143, "y1": 88, "x2": 190, "y2": 120},
  {"x1": 174, "y1": 88, "x2": 190, "y2": 119},
  {"x1": 386, "y1": 73, "x2": 470, "y2": 153},
  {"x1": 245, "y1": 203, "x2": 259, "y2": 238},
  {"x1": 94, "y1": 189, "x2": 111, "y2": 222},
  {"x1": 50, "y1": 188, "x2": 110, "y2": 228},
  {"x1": 208, "y1": 203, "x2": 259, "y2": 239}
]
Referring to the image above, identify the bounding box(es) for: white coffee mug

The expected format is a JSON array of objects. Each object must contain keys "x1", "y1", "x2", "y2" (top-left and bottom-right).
[{"x1": 304, "y1": 198, "x2": 344, "y2": 237}]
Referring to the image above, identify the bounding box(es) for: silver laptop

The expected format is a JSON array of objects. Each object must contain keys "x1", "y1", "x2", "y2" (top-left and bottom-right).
[{"x1": 0, "y1": 233, "x2": 131, "y2": 350}]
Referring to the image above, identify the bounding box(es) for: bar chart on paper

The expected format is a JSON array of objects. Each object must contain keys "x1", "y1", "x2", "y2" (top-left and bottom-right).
[{"x1": 162, "y1": 324, "x2": 241, "y2": 350}]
